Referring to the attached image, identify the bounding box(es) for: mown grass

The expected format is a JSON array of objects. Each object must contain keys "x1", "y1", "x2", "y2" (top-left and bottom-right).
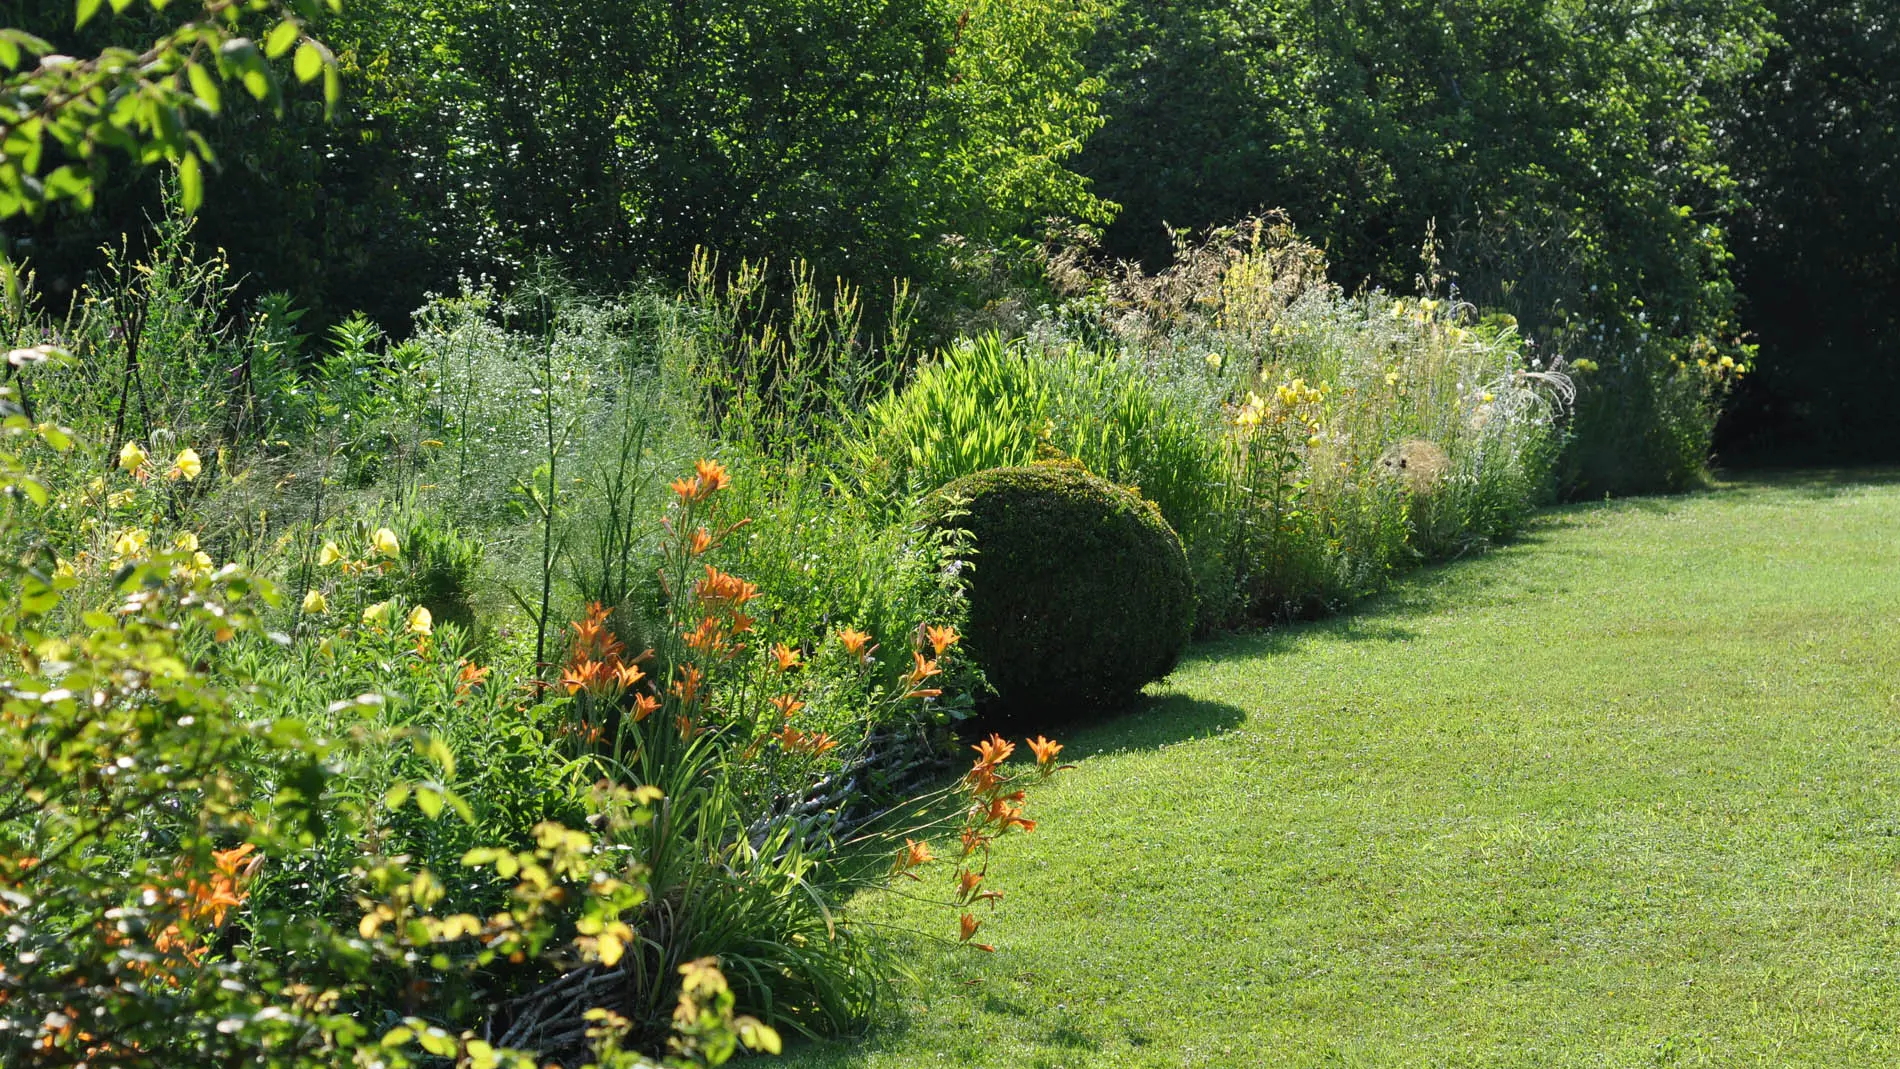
[{"x1": 793, "y1": 471, "x2": 1900, "y2": 1068}]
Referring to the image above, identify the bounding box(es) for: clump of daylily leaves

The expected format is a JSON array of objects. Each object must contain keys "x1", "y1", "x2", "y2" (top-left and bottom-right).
[
  {"x1": 554, "y1": 458, "x2": 965, "y2": 780},
  {"x1": 552, "y1": 460, "x2": 1069, "y2": 954}
]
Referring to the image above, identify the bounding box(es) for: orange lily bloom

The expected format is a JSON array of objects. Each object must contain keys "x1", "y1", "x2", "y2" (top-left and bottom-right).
[
  {"x1": 631, "y1": 693, "x2": 661, "y2": 722},
  {"x1": 689, "y1": 526, "x2": 714, "y2": 555},
  {"x1": 564, "y1": 658, "x2": 604, "y2": 695},
  {"x1": 693, "y1": 458, "x2": 731, "y2": 496},
  {"x1": 972, "y1": 734, "x2": 1015, "y2": 767},
  {"x1": 985, "y1": 797, "x2": 1036, "y2": 833},
  {"x1": 956, "y1": 870, "x2": 984, "y2": 902},
  {"x1": 671, "y1": 664, "x2": 705, "y2": 705},
  {"x1": 771, "y1": 643, "x2": 802, "y2": 672},
  {"x1": 1026, "y1": 735, "x2": 1063, "y2": 767},
  {"x1": 837, "y1": 627, "x2": 874, "y2": 661},
  {"x1": 925, "y1": 624, "x2": 959, "y2": 657},
  {"x1": 670, "y1": 475, "x2": 700, "y2": 502},
  {"x1": 455, "y1": 661, "x2": 492, "y2": 697},
  {"x1": 683, "y1": 616, "x2": 726, "y2": 655},
  {"x1": 769, "y1": 694, "x2": 805, "y2": 720},
  {"x1": 894, "y1": 838, "x2": 936, "y2": 878},
  {"x1": 959, "y1": 826, "x2": 991, "y2": 857},
  {"x1": 905, "y1": 652, "x2": 941, "y2": 688}
]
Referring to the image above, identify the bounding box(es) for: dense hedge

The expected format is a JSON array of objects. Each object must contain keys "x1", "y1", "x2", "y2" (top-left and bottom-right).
[{"x1": 927, "y1": 463, "x2": 1193, "y2": 721}]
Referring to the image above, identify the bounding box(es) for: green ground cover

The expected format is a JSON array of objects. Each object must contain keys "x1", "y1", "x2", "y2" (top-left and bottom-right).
[{"x1": 795, "y1": 471, "x2": 1900, "y2": 1068}]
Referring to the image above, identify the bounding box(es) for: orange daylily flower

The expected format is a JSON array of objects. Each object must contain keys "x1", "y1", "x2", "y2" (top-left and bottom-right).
[
  {"x1": 959, "y1": 826, "x2": 991, "y2": 857},
  {"x1": 675, "y1": 713, "x2": 702, "y2": 740},
  {"x1": 958, "y1": 913, "x2": 993, "y2": 951},
  {"x1": 972, "y1": 734, "x2": 1015, "y2": 768},
  {"x1": 689, "y1": 526, "x2": 714, "y2": 555},
  {"x1": 838, "y1": 627, "x2": 874, "y2": 661},
  {"x1": 671, "y1": 664, "x2": 705, "y2": 705},
  {"x1": 956, "y1": 870, "x2": 984, "y2": 901},
  {"x1": 683, "y1": 616, "x2": 727, "y2": 656},
  {"x1": 894, "y1": 838, "x2": 936, "y2": 877},
  {"x1": 771, "y1": 643, "x2": 802, "y2": 671},
  {"x1": 694, "y1": 565, "x2": 759, "y2": 609},
  {"x1": 925, "y1": 624, "x2": 959, "y2": 657},
  {"x1": 613, "y1": 662, "x2": 647, "y2": 690},
  {"x1": 985, "y1": 797, "x2": 1036, "y2": 833},
  {"x1": 693, "y1": 458, "x2": 731, "y2": 496},
  {"x1": 769, "y1": 694, "x2": 805, "y2": 720},
  {"x1": 455, "y1": 661, "x2": 492, "y2": 697},
  {"x1": 670, "y1": 475, "x2": 701, "y2": 502},
  {"x1": 1026, "y1": 735, "x2": 1063, "y2": 767},
  {"x1": 631, "y1": 693, "x2": 661, "y2": 722},
  {"x1": 563, "y1": 658, "x2": 605, "y2": 696},
  {"x1": 776, "y1": 725, "x2": 838, "y2": 757},
  {"x1": 905, "y1": 652, "x2": 941, "y2": 688}
]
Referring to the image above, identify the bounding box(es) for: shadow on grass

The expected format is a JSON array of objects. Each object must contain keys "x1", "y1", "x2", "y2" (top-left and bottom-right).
[{"x1": 1711, "y1": 465, "x2": 1900, "y2": 499}]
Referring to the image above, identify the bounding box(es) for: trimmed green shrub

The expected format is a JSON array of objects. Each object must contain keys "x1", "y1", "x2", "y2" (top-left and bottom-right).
[{"x1": 926, "y1": 462, "x2": 1193, "y2": 721}]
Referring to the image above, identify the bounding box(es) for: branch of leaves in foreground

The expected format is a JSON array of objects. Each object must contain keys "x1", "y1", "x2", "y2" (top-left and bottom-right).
[{"x1": 0, "y1": 0, "x2": 341, "y2": 220}]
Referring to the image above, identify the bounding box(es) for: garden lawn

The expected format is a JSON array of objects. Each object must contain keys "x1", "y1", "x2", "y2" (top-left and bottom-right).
[{"x1": 792, "y1": 471, "x2": 1900, "y2": 1068}]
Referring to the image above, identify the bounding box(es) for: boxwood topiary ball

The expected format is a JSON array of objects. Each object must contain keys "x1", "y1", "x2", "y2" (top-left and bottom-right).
[{"x1": 926, "y1": 462, "x2": 1193, "y2": 722}]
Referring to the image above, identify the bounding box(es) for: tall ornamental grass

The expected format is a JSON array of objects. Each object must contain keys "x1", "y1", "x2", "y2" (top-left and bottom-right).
[{"x1": 852, "y1": 217, "x2": 1572, "y2": 627}]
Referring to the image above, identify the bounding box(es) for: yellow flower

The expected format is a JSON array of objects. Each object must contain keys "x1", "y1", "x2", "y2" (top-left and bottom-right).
[
  {"x1": 362, "y1": 600, "x2": 394, "y2": 627},
  {"x1": 317, "y1": 636, "x2": 336, "y2": 661},
  {"x1": 302, "y1": 589, "x2": 329, "y2": 614},
  {"x1": 1384, "y1": 372, "x2": 1400, "y2": 386},
  {"x1": 174, "y1": 531, "x2": 200, "y2": 553},
  {"x1": 54, "y1": 557, "x2": 75, "y2": 578},
  {"x1": 1204, "y1": 352, "x2": 1222, "y2": 371},
  {"x1": 106, "y1": 489, "x2": 135, "y2": 509},
  {"x1": 318, "y1": 540, "x2": 345, "y2": 566},
  {"x1": 112, "y1": 528, "x2": 149, "y2": 559},
  {"x1": 1481, "y1": 392, "x2": 1495, "y2": 403},
  {"x1": 371, "y1": 527, "x2": 401, "y2": 559},
  {"x1": 187, "y1": 550, "x2": 214, "y2": 576},
  {"x1": 117, "y1": 440, "x2": 148, "y2": 472},
  {"x1": 170, "y1": 447, "x2": 203, "y2": 481},
  {"x1": 406, "y1": 605, "x2": 434, "y2": 636}
]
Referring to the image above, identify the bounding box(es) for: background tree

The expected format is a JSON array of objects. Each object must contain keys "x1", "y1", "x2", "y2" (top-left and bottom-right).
[
  {"x1": 1074, "y1": 0, "x2": 1775, "y2": 493},
  {"x1": 1719, "y1": 0, "x2": 1900, "y2": 463}
]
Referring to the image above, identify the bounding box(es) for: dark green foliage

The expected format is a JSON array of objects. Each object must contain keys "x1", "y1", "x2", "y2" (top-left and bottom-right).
[
  {"x1": 926, "y1": 463, "x2": 1192, "y2": 721},
  {"x1": 1075, "y1": 0, "x2": 1772, "y2": 493},
  {"x1": 1720, "y1": 0, "x2": 1900, "y2": 462}
]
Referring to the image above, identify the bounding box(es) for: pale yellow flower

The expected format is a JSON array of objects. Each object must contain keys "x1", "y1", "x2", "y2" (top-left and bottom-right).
[
  {"x1": 117, "y1": 441, "x2": 148, "y2": 472},
  {"x1": 318, "y1": 540, "x2": 345, "y2": 566},
  {"x1": 371, "y1": 527, "x2": 401, "y2": 559},
  {"x1": 174, "y1": 532, "x2": 200, "y2": 553},
  {"x1": 362, "y1": 600, "x2": 394, "y2": 627},
  {"x1": 406, "y1": 605, "x2": 433, "y2": 636},
  {"x1": 302, "y1": 589, "x2": 329, "y2": 614},
  {"x1": 112, "y1": 528, "x2": 149, "y2": 559},
  {"x1": 170, "y1": 447, "x2": 203, "y2": 481}
]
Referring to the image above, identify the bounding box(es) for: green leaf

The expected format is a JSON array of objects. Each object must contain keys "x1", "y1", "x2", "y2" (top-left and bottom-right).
[
  {"x1": 1, "y1": 258, "x2": 19, "y2": 319},
  {"x1": 418, "y1": 1030, "x2": 457, "y2": 1057},
  {"x1": 415, "y1": 787, "x2": 444, "y2": 819},
  {"x1": 177, "y1": 152, "x2": 202, "y2": 214},
  {"x1": 265, "y1": 21, "x2": 300, "y2": 59},
  {"x1": 383, "y1": 783, "x2": 411, "y2": 810},
  {"x1": 75, "y1": 0, "x2": 103, "y2": 29},
  {"x1": 186, "y1": 62, "x2": 222, "y2": 114},
  {"x1": 293, "y1": 41, "x2": 322, "y2": 83},
  {"x1": 322, "y1": 64, "x2": 340, "y2": 118}
]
